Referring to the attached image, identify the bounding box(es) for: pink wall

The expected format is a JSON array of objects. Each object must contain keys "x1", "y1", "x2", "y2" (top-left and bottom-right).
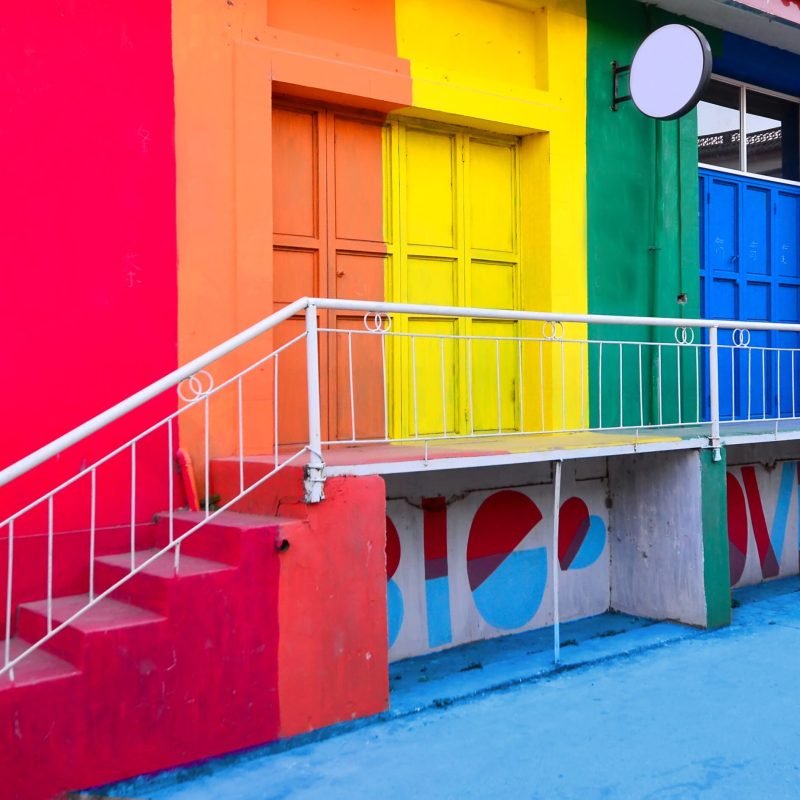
[
  {"x1": 0, "y1": 3, "x2": 177, "y2": 537},
  {"x1": 731, "y1": 0, "x2": 800, "y2": 24}
]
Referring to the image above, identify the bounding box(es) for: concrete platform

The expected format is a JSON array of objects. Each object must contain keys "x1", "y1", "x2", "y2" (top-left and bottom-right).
[{"x1": 234, "y1": 419, "x2": 800, "y2": 477}]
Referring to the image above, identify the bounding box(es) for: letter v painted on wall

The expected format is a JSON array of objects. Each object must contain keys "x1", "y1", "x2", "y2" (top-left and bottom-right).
[{"x1": 728, "y1": 463, "x2": 796, "y2": 585}]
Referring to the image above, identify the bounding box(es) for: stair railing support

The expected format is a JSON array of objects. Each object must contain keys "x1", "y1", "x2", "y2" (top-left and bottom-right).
[{"x1": 304, "y1": 302, "x2": 326, "y2": 503}]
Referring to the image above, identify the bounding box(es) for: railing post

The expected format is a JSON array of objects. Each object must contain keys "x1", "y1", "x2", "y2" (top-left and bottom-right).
[
  {"x1": 304, "y1": 302, "x2": 326, "y2": 503},
  {"x1": 708, "y1": 325, "x2": 722, "y2": 461}
]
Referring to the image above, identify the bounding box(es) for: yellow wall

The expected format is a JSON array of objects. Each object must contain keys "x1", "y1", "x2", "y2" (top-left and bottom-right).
[{"x1": 392, "y1": 0, "x2": 588, "y2": 431}]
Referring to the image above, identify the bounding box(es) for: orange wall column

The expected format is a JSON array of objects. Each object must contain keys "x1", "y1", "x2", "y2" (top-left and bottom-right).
[
  {"x1": 278, "y1": 475, "x2": 389, "y2": 736},
  {"x1": 172, "y1": 0, "x2": 411, "y2": 468}
]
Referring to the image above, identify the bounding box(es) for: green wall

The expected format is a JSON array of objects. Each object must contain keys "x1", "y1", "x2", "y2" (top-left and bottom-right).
[
  {"x1": 586, "y1": 0, "x2": 716, "y2": 428},
  {"x1": 700, "y1": 448, "x2": 732, "y2": 629}
]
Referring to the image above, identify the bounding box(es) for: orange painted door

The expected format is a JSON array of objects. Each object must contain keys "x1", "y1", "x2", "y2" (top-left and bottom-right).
[{"x1": 272, "y1": 101, "x2": 386, "y2": 446}]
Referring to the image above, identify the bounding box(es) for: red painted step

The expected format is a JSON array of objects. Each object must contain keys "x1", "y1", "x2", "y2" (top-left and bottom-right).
[
  {"x1": 2, "y1": 509, "x2": 286, "y2": 800},
  {"x1": 152, "y1": 509, "x2": 291, "y2": 566},
  {"x1": 1, "y1": 473, "x2": 388, "y2": 800},
  {"x1": 0, "y1": 637, "x2": 80, "y2": 689},
  {"x1": 16, "y1": 594, "x2": 167, "y2": 668},
  {"x1": 93, "y1": 548, "x2": 237, "y2": 614}
]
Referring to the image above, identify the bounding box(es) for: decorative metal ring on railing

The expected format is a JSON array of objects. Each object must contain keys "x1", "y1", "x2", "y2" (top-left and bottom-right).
[
  {"x1": 364, "y1": 311, "x2": 392, "y2": 333},
  {"x1": 542, "y1": 320, "x2": 564, "y2": 341},
  {"x1": 178, "y1": 370, "x2": 215, "y2": 403},
  {"x1": 732, "y1": 328, "x2": 751, "y2": 348},
  {"x1": 674, "y1": 326, "x2": 695, "y2": 346}
]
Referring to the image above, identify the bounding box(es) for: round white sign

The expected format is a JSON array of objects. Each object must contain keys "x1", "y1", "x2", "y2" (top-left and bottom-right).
[{"x1": 630, "y1": 24, "x2": 712, "y2": 120}]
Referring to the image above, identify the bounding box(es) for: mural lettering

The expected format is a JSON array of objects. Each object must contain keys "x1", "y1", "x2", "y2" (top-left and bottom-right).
[
  {"x1": 386, "y1": 484, "x2": 609, "y2": 660},
  {"x1": 423, "y1": 497, "x2": 452, "y2": 648},
  {"x1": 727, "y1": 462, "x2": 800, "y2": 587}
]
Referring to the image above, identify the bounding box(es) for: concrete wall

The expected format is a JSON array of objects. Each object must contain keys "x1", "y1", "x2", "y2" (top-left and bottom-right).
[
  {"x1": 385, "y1": 461, "x2": 610, "y2": 661},
  {"x1": 384, "y1": 448, "x2": 730, "y2": 662},
  {"x1": 608, "y1": 451, "x2": 709, "y2": 627}
]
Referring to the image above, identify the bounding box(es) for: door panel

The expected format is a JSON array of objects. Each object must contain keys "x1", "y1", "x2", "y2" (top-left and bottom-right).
[
  {"x1": 273, "y1": 248, "x2": 320, "y2": 303},
  {"x1": 272, "y1": 107, "x2": 320, "y2": 239},
  {"x1": 391, "y1": 120, "x2": 521, "y2": 437},
  {"x1": 471, "y1": 320, "x2": 519, "y2": 432},
  {"x1": 406, "y1": 256, "x2": 458, "y2": 305},
  {"x1": 272, "y1": 103, "x2": 386, "y2": 445},
  {"x1": 407, "y1": 317, "x2": 459, "y2": 436},
  {"x1": 776, "y1": 192, "x2": 800, "y2": 277},
  {"x1": 472, "y1": 261, "x2": 515, "y2": 309},
  {"x1": 333, "y1": 316, "x2": 387, "y2": 441},
  {"x1": 700, "y1": 167, "x2": 800, "y2": 420},
  {"x1": 272, "y1": 106, "x2": 325, "y2": 447},
  {"x1": 469, "y1": 140, "x2": 516, "y2": 254},
  {"x1": 404, "y1": 129, "x2": 458, "y2": 249},
  {"x1": 742, "y1": 185, "x2": 770, "y2": 275},
  {"x1": 328, "y1": 114, "x2": 387, "y2": 441},
  {"x1": 331, "y1": 115, "x2": 384, "y2": 244},
  {"x1": 706, "y1": 178, "x2": 739, "y2": 277}
]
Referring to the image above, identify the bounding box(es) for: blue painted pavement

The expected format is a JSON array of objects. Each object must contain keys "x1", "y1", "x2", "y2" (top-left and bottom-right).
[{"x1": 107, "y1": 578, "x2": 800, "y2": 799}]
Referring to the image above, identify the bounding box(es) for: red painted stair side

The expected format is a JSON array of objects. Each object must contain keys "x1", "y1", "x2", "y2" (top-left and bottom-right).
[
  {"x1": 1, "y1": 512, "x2": 285, "y2": 800},
  {"x1": 0, "y1": 641, "x2": 84, "y2": 800},
  {"x1": 1, "y1": 473, "x2": 388, "y2": 800}
]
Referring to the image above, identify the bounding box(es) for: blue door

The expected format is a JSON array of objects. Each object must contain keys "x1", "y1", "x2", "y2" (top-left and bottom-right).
[{"x1": 700, "y1": 168, "x2": 800, "y2": 420}]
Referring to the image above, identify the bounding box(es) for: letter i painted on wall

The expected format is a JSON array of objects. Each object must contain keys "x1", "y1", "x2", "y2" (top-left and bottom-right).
[{"x1": 422, "y1": 496, "x2": 452, "y2": 648}]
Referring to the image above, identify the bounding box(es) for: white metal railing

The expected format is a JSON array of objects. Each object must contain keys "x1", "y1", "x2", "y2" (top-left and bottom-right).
[
  {"x1": 5, "y1": 296, "x2": 800, "y2": 679},
  {"x1": 1, "y1": 298, "x2": 313, "y2": 680}
]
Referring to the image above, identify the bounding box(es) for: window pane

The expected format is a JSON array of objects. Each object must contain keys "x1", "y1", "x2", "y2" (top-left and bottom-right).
[
  {"x1": 746, "y1": 89, "x2": 799, "y2": 181},
  {"x1": 698, "y1": 79, "x2": 741, "y2": 171}
]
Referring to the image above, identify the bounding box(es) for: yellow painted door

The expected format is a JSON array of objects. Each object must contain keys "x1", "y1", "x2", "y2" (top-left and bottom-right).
[{"x1": 386, "y1": 120, "x2": 521, "y2": 437}]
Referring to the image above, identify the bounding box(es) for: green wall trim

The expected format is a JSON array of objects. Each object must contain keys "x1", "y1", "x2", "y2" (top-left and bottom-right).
[
  {"x1": 586, "y1": 0, "x2": 701, "y2": 428},
  {"x1": 700, "y1": 448, "x2": 731, "y2": 630}
]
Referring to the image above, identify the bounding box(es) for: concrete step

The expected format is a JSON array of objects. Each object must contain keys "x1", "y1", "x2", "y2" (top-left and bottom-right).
[
  {"x1": 0, "y1": 636, "x2": 80, "y2": 690},
  {"x1": 16, "y1": 594, "x2": 166, "y2": 668},
  {"x1": 94, "y1": 548, "x2": 236, "y2": 614},
  {"x1": 152, "y1": 510, "x2": 290, "y2": 566}
]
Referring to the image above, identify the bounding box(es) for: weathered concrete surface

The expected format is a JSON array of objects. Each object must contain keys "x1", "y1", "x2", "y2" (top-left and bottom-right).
[{"x1": 608, "y1": 450, "x2": 708, "y2": 626}]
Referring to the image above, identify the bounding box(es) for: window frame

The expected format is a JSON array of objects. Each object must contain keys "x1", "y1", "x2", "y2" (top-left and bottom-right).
[{"x1": 698, "y1": 74, "x2": 800, "y2": 187}]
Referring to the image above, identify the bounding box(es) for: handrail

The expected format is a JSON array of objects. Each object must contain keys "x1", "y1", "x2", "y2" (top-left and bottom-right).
[
  {"x1": 5, "y1": 294, "x2": 800, "y2": 490},
  {"x1": 0, "y1": 297, "x2": 307, "y2": 490},
  {"x1": 312, "y1": 298, "x2": 800, "y2": 332}
]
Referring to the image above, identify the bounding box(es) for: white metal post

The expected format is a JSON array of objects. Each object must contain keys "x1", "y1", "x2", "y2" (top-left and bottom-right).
[
  {"x1": 304, "y1": 303, "x2": 326, "y2": 503},
  {"x1": 553, "y1": 459, "x2": 562, "y2": 664},
  {"x1": 709, "y1": 326, "x2": 722, "y2": 461}
]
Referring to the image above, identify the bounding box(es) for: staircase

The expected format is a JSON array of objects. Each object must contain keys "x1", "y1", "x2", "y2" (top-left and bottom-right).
[{"x1": 1, "y1": 508, "x2": 303, "y2": 800}]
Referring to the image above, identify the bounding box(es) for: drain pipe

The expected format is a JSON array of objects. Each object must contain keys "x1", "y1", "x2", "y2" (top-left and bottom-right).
[{"x1": 552, "y1": 459, "x2": 563, "y2": 664}]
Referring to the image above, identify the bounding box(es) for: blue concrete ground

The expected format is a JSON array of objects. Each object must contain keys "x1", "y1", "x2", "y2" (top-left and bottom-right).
[{"x1": 108, "y1": 578, "x2": 800, "y2": 799}]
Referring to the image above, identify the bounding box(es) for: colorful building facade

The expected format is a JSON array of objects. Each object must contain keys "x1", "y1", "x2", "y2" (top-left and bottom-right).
[{"x1": 4, "y1": 1, "x2": 800, "y2": 797}]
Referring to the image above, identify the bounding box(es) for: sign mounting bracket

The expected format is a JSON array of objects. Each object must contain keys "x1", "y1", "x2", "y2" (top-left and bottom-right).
[{"x1": 612, "y1": 61, "x2": 632, "y2": 112}]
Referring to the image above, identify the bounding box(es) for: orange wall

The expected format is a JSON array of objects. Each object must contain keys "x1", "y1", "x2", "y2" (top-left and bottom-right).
[
  {"x1": 172, "y1": 0, "x2": 411, "y2": 466},
  {"x1": 278, "y1": 475, "x2": 389, "y2": 736},
  {"x1": 268, "y1": 0, "x2": 399, "y2": 54}
]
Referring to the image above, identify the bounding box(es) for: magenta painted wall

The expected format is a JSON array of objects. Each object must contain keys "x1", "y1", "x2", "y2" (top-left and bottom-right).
[
  {"x1": 731, "y1": 0, "x2": 800, "y2": 24},
  {"x1": 0, "y1": 3, "x2": 177, "y2": 537}
]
